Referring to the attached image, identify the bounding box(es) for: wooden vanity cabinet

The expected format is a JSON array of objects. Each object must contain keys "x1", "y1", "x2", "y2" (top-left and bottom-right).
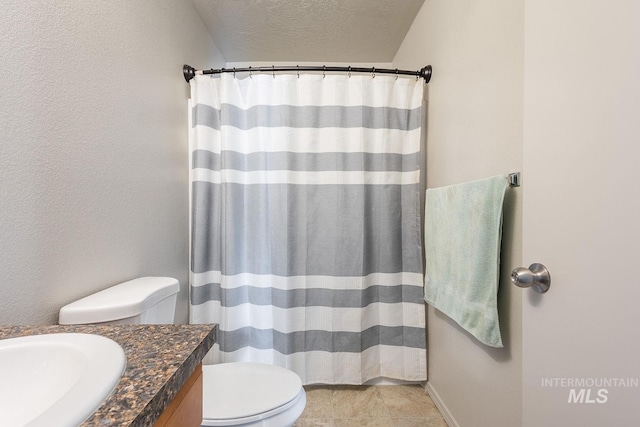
[{"x1": 153, "y1": 363, "x2": 203, "y2": 427}]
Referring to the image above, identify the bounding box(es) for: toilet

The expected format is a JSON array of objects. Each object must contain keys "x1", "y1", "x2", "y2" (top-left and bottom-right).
[{"x1": 58, "y1": 277, "x2": 306, "y2": 427}]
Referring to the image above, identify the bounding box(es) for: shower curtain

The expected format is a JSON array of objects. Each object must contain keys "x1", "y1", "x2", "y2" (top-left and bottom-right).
[{"x1": 189, "y1": 72, "x2": 426, "y2": 384}]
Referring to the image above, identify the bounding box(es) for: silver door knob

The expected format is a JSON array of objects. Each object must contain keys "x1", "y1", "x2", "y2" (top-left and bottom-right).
[{"x1": 511, "y1": 263, "x2": 550, "y2": 293}]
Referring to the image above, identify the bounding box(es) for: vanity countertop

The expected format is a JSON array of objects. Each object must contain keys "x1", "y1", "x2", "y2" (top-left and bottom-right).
[{"x1": 0, "y1": 324, "x2": 216, "y2": 427}]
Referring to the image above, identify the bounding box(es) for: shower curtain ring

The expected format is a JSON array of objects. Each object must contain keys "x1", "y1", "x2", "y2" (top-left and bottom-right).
[
  {"x1": 395, "y1": 69, "x2": 399, "y2": 80},
  {"x1": 272, "y1": 65, "x2": 275, "y2": 78},
  {"x1": 233, "y1": 67, "x2": 236, "y2": 79},
  {"x1": 372, "y1": 67, "x2": 376, "y2": 78},
  {"x1": 249, "y1": 66, "x2": 253, "y2": 79},
  {"x1": 323, "y1": 65, "x2": 326, "y2": 79},
  {"x1": 297, "y1": 65, "x2": 300, "y2": 78},
  {"x1": 348, "y1": 66, "x2": 351, "y2": 78}
]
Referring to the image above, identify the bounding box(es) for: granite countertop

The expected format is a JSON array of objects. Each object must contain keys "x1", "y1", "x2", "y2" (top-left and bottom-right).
[{"x1": 0, "y1": 324, "x2": 216, "y2": 427}]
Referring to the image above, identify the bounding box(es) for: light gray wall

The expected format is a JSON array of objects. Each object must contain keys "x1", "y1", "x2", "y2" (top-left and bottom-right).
[
  {"x1": 393, "y1": 1, "x2": 523, "y2": 426},
  {"x1": 0, "y1": 0, "x2": 224, "y2": 325}
]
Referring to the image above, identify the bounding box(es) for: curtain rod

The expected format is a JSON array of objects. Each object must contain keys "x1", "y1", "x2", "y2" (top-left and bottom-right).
[{"x1": 183, "y1": 64, "x2": 432, "y2": 83}]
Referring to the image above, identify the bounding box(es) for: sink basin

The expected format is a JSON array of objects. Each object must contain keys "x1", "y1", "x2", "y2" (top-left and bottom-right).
[{"x1": 0, "y1": 333, "x2": 126, "y2": 427}]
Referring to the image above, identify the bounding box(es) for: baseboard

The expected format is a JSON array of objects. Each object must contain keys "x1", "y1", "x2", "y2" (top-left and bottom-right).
[{"x1": 425, "y1": 382, "x2": 459, "y2": 427}]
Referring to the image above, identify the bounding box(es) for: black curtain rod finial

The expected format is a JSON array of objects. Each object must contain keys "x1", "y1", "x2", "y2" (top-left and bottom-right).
[
  {"x1": 419, "y1": 65, "x2": 432, "y2": 83},
  {"x1": 183, "y1": 64, "x2": 196, "y2": 82}
]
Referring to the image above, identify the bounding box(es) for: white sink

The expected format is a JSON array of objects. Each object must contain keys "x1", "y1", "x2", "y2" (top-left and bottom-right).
[{"x1": 0, "y1": 333, "x2": 126, "y2": 427}]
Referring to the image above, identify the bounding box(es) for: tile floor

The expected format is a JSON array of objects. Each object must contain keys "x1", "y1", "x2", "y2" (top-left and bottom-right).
[{"x1": 294, "y1": 384, "x2": 448, "y2": 426}]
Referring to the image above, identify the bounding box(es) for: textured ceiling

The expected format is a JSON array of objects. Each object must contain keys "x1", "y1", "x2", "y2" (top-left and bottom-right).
[{"x1": 190, "y1": 0, "x2": 425, "y2": 63}]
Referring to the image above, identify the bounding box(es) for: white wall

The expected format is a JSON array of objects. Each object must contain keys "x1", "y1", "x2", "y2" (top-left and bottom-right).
[
  {"x1": 393, "y1": 1, "x2": 524, "y2": 426},
  {"x1": 0, "y1": 0, "x2": 224, "y2": 324}
]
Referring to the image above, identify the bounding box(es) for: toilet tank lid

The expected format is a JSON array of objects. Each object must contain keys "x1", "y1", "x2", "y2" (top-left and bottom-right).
[{"x1": 58, "y1": 277, "x2": 180, "y2": 325}]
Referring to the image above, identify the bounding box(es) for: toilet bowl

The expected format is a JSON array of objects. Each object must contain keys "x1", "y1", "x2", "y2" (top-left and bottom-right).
[
  {"x1": 59, "y1": 277, "x2": 306, "y2": 427},
  {"x1": 201, "y1": 363, "x2": 306, "y2": 427}
]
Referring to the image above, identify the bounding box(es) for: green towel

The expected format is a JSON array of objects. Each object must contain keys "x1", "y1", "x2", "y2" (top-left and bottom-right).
[{"x1": 424, "y1": 175, "x2": 508, "y2": 348}]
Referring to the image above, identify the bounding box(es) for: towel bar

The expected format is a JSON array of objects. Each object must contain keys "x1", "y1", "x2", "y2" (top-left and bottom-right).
[{"x1": 507, "y1": 172, "x2": 520, "y2": 187}]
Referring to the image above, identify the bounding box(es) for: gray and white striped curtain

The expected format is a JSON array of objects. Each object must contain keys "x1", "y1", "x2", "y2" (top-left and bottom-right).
[{"x1": 189, "y1": 73, "x2": 426, "y2": 384}]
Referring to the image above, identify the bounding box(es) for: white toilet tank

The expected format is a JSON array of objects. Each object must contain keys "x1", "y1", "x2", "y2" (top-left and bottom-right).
[{"x1": 58, "y1": 277, "x2": 180, "y2": 325}]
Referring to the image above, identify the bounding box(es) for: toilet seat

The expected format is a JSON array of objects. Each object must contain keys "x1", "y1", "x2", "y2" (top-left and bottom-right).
[{"x1": 201, "y1": 363, "x2": 306, "y2": 426}]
